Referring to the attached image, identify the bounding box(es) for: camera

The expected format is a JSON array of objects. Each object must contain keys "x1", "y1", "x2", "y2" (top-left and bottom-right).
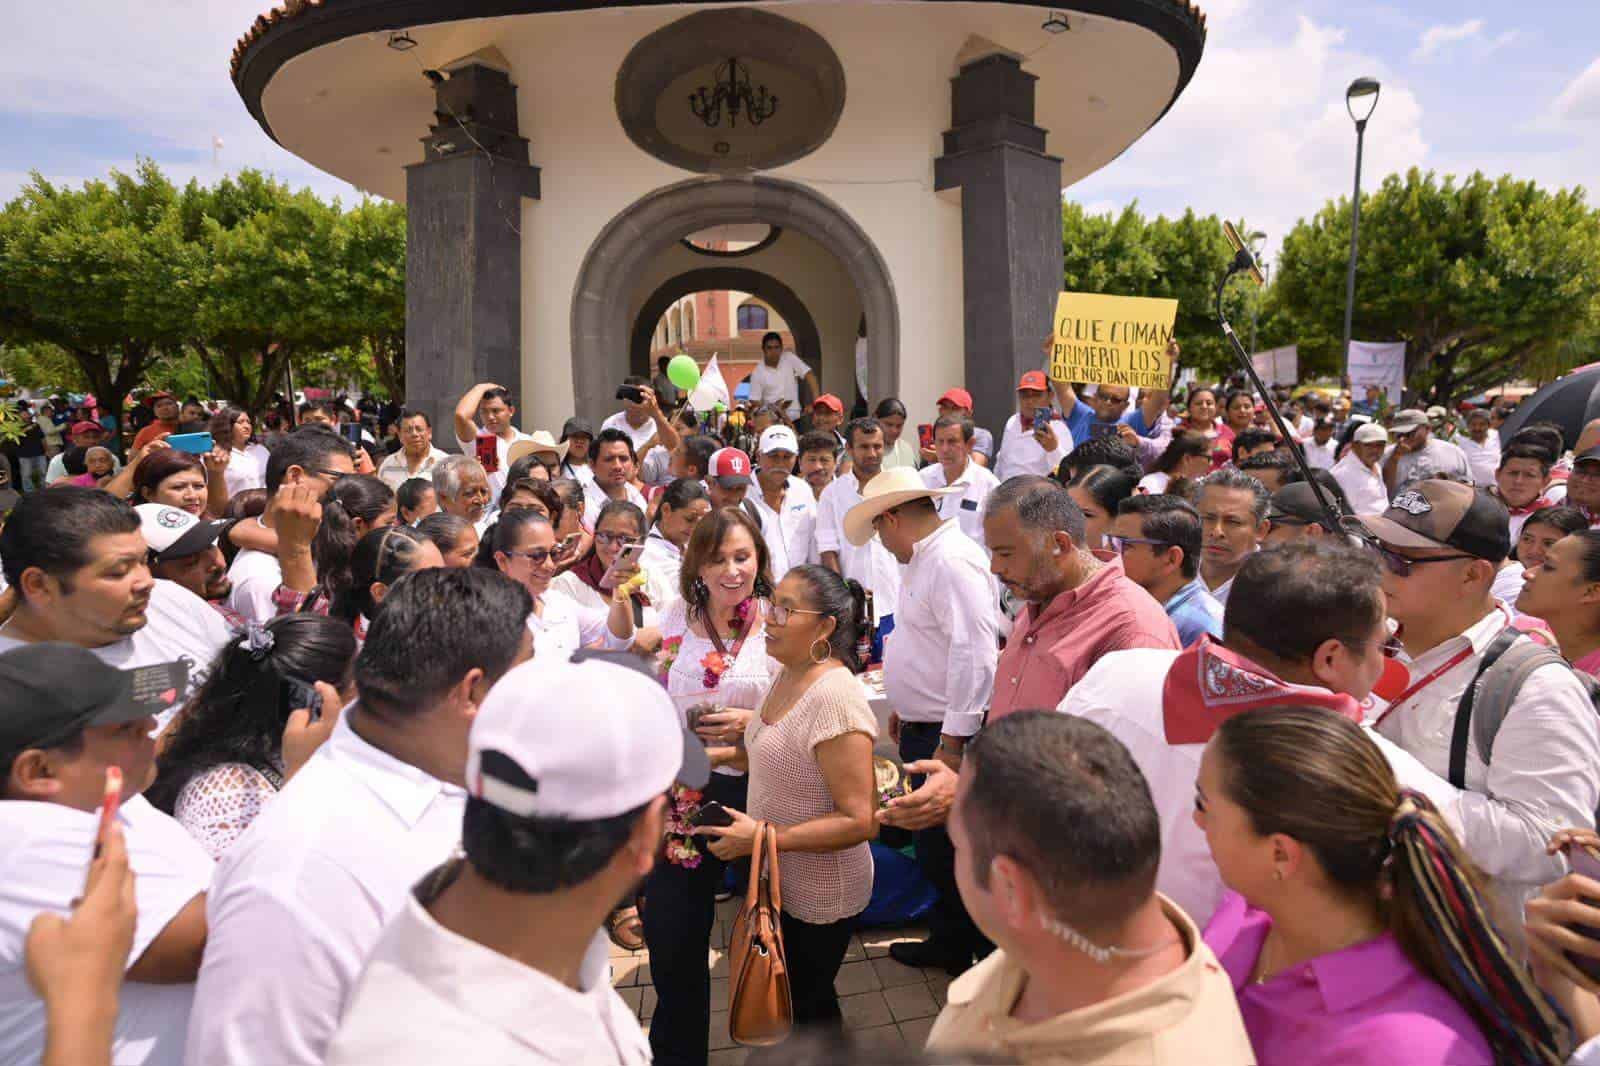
[{"x1": 616, "y1": 385, "x2": 645, "y2": 404}]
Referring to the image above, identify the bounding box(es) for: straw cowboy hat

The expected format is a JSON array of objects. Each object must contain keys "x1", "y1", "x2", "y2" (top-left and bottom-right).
[
  {"x1": 506, "y1": 430, "x2": 568, "y2": 466},
  {"x1": 843, "y1": 468, "x2": 961, "y2": 547}
]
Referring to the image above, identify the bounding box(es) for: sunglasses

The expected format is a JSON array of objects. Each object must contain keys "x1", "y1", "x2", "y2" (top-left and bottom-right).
[
  {"x1": 1365, "y1": 540, "x2": 1476, "y2": 578},
  {"x1": 503, "y1": 547, "x2": 559, "y2": 567}
]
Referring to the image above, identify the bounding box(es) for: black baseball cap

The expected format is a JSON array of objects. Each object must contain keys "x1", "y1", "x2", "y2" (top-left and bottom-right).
[
  {"x1": 1575, "y1": 445, "x2": 1600, "y2": 467},
  {"x1": 1349, "y1": 480, "x2": 1511, "y2": 563},
  {"x1": 0, "y1": 645, "x2": 188, "y2": 755},
  {"x1": 1266, "y1": 483, "x2": 1335, "y2": 526},
  {"x1": 560, "y1": 417, "x2": 596, "y2": 443}
]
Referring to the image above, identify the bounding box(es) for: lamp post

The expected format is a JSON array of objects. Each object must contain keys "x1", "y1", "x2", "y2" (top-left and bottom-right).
[
  {"x1": 1246, "y1": 230, "x2": 1266, "y2": 357},
  {"x1": 1341, "y1": 76, "x2": 1380, "y2": 385}
]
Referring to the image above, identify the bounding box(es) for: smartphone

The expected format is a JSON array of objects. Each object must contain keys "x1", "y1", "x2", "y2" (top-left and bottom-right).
[
  {"x1": 917, "y1": 423, "x2": 934, "y2": 450},
  {"x1": 1567, "y1": 847, "x2": 1600, "y2": 982},
  {"x1": 341, "y1": 423, "x2": 364, "y2": 446},
  {"x1": 599, "y1": 541, "x2": 647, "y2": 589},
  {"x1": 1033, "y1": 409, "x2": 1058, "y2": 436},
  {"x1": 1090, "y1": 421, "x2": 1120, "y2": 440},
  {"x1": 284, "y1": 675, "x2": 321, "y2": 722},
  {"x1": 165, "y1": 431, "x2": 213, "y2": 455},
  {"x1": 92, "y1": 766, "x2": 123, "y2": 864},
  {"x1": 616, "y1": 385, "x2": 645, "y2": 404},
  {"x1": 475, "y1": 433, "x2": 500, "y2": 474},
  {"x1": 688, "y1": 801, "x2": 734, "y2": 829}
]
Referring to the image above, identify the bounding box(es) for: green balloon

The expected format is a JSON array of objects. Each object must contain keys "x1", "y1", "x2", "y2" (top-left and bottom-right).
[{"x1": 666, "y1": 354, "x2": 700, "y2": 392}]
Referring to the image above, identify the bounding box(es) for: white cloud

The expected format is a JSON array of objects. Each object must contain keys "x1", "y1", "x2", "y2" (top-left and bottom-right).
[
  {"x1": 1412, "y1": 19, "x2": 1483, "y2": 61},
  {"x1": 1555, "y1": 57, "x2": 1600, "y2": 121}
]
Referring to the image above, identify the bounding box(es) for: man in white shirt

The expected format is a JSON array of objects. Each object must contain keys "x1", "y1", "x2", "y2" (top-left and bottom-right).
[
  {"x1": 377, "y1": 409, "x2": 449, "y2": 489},
  {"x1": 816, "y1": 418, "x2": 901, "y2": 658},
  {"x1": 747, "y1": 425, "x2": 816, "y2": 578},
  {"x1": 601, "y1": 379, "x2": 681, "y2": 464},
  {"x1": 1302, "y1": 418, "x2": 1339, "y2": 469},
  {"x1": 432, "y1": 454, "x2": 495, "y2": 535},
  {"x1": 326, "y1": 652, "x2": 702, "y2": 1066},
  {"x1": 185, "y1": 569, "x2": 535, "y2": 1066},
  {"x1": 452, "y1": 382, "x2": 533, "y2": 500},
  {"x1": 583, "y1": 429, "x2": 649, "y2": 526},
  {"x1": 227, "y1": 427, "x2": 358, "y2": 625},
  {"x1": 994, "y1": 371, "x2": 1072, "y2": 480},
  {"x1": 848, "y1": 468, "x2": 999, "y2": 976},
  {"x1": 1357, "y1": 480, "x2": 1600, "y2": 926},
  {"x1": 1454, "y1": 407, "x2": 1501, "y2": 487},
  {"x1": 1195, "y1": 468, "x2": 1267, "y2": 607},
  {"x1": 1061, "y1": 540, "x2": 1397, "y2": 926},
  {"x1": 1332, "y1": 422, "x2": 1391, "y2": 515},
  {"x1": 0, "y1": 645, "x2": 211, "y2": 1066},
  {"x1": 745, "y1": 332, "x2": 819, "y2": 420},
  {"x1": 922, "y1": 414, "x2": 1000, "y2": 548},
  {"x1": 0, "y1": 488, "x2": 231, "y2": 722},
  {"x1": 934, "y1": 389, "x2": 995, "y2": 467}
]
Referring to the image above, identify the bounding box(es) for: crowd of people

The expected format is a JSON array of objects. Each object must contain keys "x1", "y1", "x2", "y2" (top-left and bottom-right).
[{"x1": 7, "y1": 339, "x2": 1600, "y2": 1066}]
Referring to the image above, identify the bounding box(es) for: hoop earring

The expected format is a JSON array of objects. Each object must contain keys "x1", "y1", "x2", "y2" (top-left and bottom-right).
[{"x1": 809, "y1": 638, "x2": 831, "y2": 665}]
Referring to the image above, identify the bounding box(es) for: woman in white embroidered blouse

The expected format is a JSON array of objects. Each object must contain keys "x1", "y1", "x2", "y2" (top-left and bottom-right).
[
  {"x1": 642, "y1": 507, "x2": 781, "y2": 1066},
  {"x1": 481, "y1": 508, "x2": 634, "y2": 662},
  {"x1": 148, "y1": 614, "x2": 357, "y2": 858}
]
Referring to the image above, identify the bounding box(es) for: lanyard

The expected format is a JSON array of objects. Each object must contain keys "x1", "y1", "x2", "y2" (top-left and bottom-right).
[{"x1": 1370, "y1": 606, "x2": 1515, "y2": 729}]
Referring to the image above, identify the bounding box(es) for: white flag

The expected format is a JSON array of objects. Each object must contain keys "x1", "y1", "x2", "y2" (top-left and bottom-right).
[{"x1": 688, "y1": 355, "x2": 730, "y2": 411}]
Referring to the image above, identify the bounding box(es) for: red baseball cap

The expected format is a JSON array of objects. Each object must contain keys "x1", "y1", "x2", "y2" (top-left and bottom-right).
[
  {"x1": 70, "y1": 421, "x2": 104, "y2": 438},
  {"x1": 146, "y1": 391, "x2": 175, "y2": 404},
  {"x1": 811, "y1": 394, "x2": 844, "y2": 415},
  {"x1": 938, "y1": 388, "x2": 973, "y2": 410},
  {"x1": 1016, "y1": 371, "x2": 1049, "y2": 393},
  {"x1": 708, "y1": 447, "x2": 752, "y2": 488}
]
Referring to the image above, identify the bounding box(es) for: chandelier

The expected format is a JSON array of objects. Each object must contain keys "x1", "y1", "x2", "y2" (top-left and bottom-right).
[{"x1": 688, "y1": 57, "x2": 778, "y2": 128}]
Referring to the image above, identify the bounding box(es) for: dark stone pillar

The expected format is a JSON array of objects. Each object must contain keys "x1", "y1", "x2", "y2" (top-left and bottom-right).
[
  {"x1": 934, "y1": 54, "x2": 1063, "y2": 436},
  {"x1": 404, "y1": 64, "x2": 540, "y2": 435}
]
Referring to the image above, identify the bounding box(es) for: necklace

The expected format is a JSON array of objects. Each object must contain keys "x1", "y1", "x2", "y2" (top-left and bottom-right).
[{"x1": 1252, "y1": 931, "x2": 1275, "y2": 985}]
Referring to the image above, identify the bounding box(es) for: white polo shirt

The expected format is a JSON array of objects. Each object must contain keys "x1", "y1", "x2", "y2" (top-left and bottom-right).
[
  {"x1": 922, "y1": 459, "x2": 1000, "y2": 548},
  {"x1": 0, "y1": 796, "x2": 212, "y2": 1066},
  {"x1": 377, "y1": 446, "x2": 449, "y2": 490},
  {"x1": 184, "y1": 715, "x2": 466, "y2": 1066},
  {"x1": 583, "y1": 479, "x2": 648, "y2": 529},
  {"x1": 325, "y1": 870, "x2": 649, "y2": 1066},
  {"x1": 814, "y1": 471, "x2": 902, "y2": 618},
  {"x1": 993, "y1": 414, "x2": 1073, "y2": 481},
  {"x1": 747, "y1": 475, "x2": 817, "y2": 580}
]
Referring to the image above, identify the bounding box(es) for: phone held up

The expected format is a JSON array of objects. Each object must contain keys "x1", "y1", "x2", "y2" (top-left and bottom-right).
[
  {"x1": 475, "y1": 433, "x2": 500, "y2": 474},
  {"x1": 917, "y1": 423, "x2": 935, "y2": 451},
  {"x1": 616, "y1": 384, "x2": 646, "y2": 405}
]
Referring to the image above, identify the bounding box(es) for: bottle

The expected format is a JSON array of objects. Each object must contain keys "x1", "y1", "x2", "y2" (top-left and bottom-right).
[{"x1": 857, "y1": 589, "x2": 875, "y2": 668}]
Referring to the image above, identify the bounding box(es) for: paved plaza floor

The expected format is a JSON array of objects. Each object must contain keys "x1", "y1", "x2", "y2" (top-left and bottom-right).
[{"x1": 609, "y1": 904, "x2": 950, "y2": 1063}]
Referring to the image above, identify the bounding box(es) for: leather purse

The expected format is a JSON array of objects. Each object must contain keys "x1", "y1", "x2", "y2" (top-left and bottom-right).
[{"x1": 727, "y1": 820, "x2": 793, "y2": 1046}]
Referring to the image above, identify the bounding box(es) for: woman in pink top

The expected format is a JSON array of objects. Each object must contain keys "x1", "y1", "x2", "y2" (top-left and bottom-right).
[
  {"x1": 1195, "y1": 706, "x2": 1565, "y2": 1066},
  {"x1": 1517, "y1": 529, "x2": 1600, "y2": 678}
]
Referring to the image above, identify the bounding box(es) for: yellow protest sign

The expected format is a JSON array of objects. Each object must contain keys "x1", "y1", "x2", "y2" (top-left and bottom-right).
[{"x1": 1049, "y1": 292, "x2": 1179, "y2": 390}]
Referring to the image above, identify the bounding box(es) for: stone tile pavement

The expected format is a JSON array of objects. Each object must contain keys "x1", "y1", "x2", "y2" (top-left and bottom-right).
[{"x1": 609, "y1": 898, "x2": 951, "y2": 1064}]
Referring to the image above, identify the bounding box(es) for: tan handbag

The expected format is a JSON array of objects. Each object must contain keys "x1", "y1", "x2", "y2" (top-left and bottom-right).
[{"x1": 727, "y1": 821, "x2": 793, "y2": 1046}]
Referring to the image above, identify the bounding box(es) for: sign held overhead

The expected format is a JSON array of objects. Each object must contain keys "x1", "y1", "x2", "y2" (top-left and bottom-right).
[{"x1": 1049, "y1": 292, "x2": 1179, "y2": 390}]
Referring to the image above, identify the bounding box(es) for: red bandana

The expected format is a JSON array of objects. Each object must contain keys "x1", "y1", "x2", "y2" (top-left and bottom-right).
[{"x1": 1160, "y1": 636, "x2": 1363, "y2": 745}]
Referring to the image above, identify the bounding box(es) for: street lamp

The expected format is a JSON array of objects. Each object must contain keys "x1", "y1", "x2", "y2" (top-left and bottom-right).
[
  {"x1": 1245, "y1": 230, "x2": 1267, "y2": 356},
  {"x1": 1341, "y1": 76, "x2": 1380, "y2": 384}
]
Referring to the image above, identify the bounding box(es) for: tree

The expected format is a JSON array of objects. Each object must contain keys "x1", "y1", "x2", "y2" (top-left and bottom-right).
[
  {"x1": 0, "y1": 162, "x2": 194, "y2": 443},
  {"x1": 335, "y1": 199, "x2": 407, "y2": 400},
  {"x1": 1271, "y1": 169, "x2": 1600, "y2": 404},
  {"x1": 1061, "y1": 202, "x2": 1263, "y2": 382}
]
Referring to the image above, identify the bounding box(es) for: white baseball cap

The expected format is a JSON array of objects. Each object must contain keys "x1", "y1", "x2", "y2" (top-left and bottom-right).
[
  {"x1": 136, "y1": 504, "x2": 227, "y2": 563},
  {"x1": 465, "y1": 651, "x2": 710, "y2": 821},
  {"x1": 1353, "y1": 422, "x2": 1389, "y2": 444},
  {"x1": 759, "y1": 425, "x2": 799, "y2": 455}
]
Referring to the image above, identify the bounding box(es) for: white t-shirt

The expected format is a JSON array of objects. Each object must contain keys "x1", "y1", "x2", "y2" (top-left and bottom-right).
[
  {"x1": 0, "y1": 796, "x2": 213, "y2": 1066},
  {"x1": 599, "y1": 412, "x2": 657, "y2": 457},
  {"x1": 0, "y1": 581, "x2": 230, "y2": 732},
  {"x1": 226, "y1": 545, "x2": 284, "y2": 627},
  {"x1": 526, "y1": 594, "x2": 628, "y2": 663},
  {"x1": 639, "y1": 530, "x2": 685, "y2": 613},
  {"x1": 746, "y1": 352, "x2": 812, "y2": 419},
  {"x1": 223, "y1": 444, "x2": 270, "y2": 500},
  {"x1": 454, "y1": 429, "x2": 533, "y2": 500},
  {"x1": 582, "y1": 479, "x2": 648, "y2": 529},
  {"x1": 994, "y1": 413, "x2": 1073, "y2": 481}
]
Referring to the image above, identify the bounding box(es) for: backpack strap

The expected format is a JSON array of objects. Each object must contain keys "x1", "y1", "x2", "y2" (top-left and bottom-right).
[
  {"x1": 1448, "y1": 628, "x2": 1523, "y2": 789},
  {"x1": 1471, "y1": 640, "x2": 1581, "y2": 769}
]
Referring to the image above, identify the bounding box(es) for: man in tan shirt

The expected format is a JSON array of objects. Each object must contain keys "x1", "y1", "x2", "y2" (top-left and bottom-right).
[{"x1": 927, "y1": 712, "x2": 1253, "y2": 1065}]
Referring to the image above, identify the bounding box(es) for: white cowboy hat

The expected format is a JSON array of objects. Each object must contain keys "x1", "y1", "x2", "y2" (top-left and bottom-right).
[
  {"x1": 843, "y1": 467, "x2": 960, "y2": 547},
  {"x1": 507, "y1": 430, "x2": 569, "y2": 466}
]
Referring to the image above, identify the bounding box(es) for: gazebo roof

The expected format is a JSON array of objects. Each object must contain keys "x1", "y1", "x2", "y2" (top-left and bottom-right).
[{"x1": 231, "y1": 0, "x2": 1207, "y2": 142}]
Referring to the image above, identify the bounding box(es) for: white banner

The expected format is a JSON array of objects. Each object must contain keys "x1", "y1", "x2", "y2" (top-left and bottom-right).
[
  {"x1": 1347, "y1": 341, "x2": 1406, "y2": 405},
  {"x1": 1250, "y1": 345, "x2": 1299, "y2": 386}
]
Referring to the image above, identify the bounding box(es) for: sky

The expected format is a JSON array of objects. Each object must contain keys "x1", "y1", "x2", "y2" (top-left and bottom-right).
[{"x1": 0, "y1": 0, "x2": 1596, "y2": 270}]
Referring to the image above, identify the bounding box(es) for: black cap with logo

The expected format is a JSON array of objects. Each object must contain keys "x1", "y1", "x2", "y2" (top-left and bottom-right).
[
  {"x1": 1350, "y1": 479, "x2": 1511, "y2": 563},
  {"x1": 0, "y1": 644, "x2": 188, "y2": 756}
]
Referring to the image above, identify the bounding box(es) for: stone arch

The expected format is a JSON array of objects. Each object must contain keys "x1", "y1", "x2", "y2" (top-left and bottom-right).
[
  {"x1": 571, "y1": 176, "x2": 899, "y2": 422},
  {"x1": 629, "y1": 268, "x2": 823, "y2": 382}
]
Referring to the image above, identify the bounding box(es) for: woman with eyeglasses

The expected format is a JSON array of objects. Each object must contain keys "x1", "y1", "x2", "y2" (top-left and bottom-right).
[
  {"x1": 1197, "y1": 706, "x2": 1564, "y2": 1065},
  {"x1": 693, "y1": 563, "x2": 878, "y2": 1043},
  {"x1": 549, "y1": 498, "x2": 658, "y2": 651},
  {"x1": 477, "y1": 508, "x2": 632, "y2": 662},
  {"x1": 642, "y1": 507, "x2": 781, "y2": 1066}
]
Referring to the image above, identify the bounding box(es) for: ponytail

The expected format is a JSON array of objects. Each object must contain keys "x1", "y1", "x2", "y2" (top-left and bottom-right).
[
  {"x1": 308, "y1": 476, "x2": 394, "y2": 610},
  {"x1": 1385, "y1": 792, "x2": 1566, "y2": 1065}
]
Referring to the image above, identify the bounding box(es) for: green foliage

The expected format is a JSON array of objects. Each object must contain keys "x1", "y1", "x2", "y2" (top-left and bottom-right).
[
  {"x1": 1271, "y1": 169, "x2": 1600, "y2": 404},
  {"x1": 1062, "y1": 202, "x2": 1262, "y2": 381}
]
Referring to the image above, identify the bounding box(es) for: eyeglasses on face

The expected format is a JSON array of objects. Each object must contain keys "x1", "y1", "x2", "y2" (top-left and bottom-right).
[
  {"x1": 1358, "y1": 538, "x2": 1476, "y2": 578},
  {"x1": 503, "y1": 547, "x2": 558, "y2": 567},
  {"x1": 593, "y1": 532, "x2": 637, "y2": 549},
  {"x1": 1107, "y1": 535, "x2": 1172, "y2": 555},
  {"x1": 761, "y1": 601, "x2": 826, "y2": 625}
]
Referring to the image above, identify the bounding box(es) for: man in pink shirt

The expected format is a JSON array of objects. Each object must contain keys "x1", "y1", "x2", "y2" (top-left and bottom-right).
[{"x1": 984, "y1": 477, "x2": 1179, "y2": 719}]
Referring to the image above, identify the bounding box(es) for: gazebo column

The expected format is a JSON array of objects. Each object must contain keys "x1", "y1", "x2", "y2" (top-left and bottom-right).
[
  {"x1": 404, "y1": 63, "x2": 540, "y2": 433},
  {"x1": 934, "y1": 54, "x2": 1063, "y2": 435}
]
